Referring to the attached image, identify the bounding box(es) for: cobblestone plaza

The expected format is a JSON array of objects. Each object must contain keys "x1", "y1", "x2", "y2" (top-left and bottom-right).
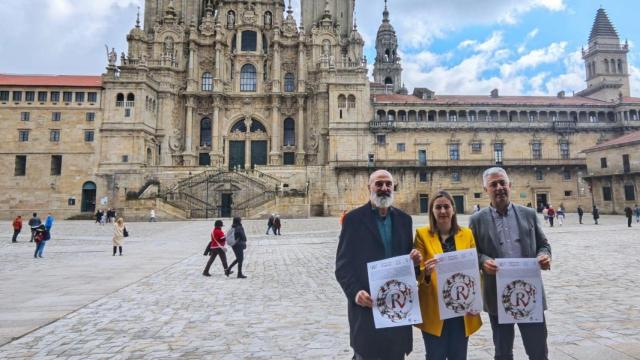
[{"x1": 1, "y1": 215, "x2": 639, "y2": 359}]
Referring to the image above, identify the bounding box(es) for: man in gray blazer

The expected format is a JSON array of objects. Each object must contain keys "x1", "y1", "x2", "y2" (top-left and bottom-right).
[{"x1": 469, "y1": 167, "x2": 551, "y2": 360}]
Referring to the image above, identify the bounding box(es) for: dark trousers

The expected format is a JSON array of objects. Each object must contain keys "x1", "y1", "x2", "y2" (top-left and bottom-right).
[
  {"x1": 203, "y1": 248, "x2": 228, "y2": 274},
  {"x1": 421, "y1": 317, "x2": 468, "y2": 360},
  {"x1": 355, "y1": 352, "x2": 405, "y2": 360},
  {"x1": 30, "y1": 228, "x2": 36, "y2": 242},
  {"x1": 628, "y1": 217, "x2": 632, "y2": 227},
  {"x1": 489, "y1": 315, "x2": 548, "y2": 360},
  {"x1": 12, "y1": 229, "x2": 20, "y2": 242},
  {"x1": 548, "y1": 217, "x2": 554, "y2": 227},
  {"x1": 578, "y1": 214, "x2": 583, "y2": 224},
  {"x1": 113, "y1": 246, "x2": 122, "y2": 255},
  {"x1": 228, "y1": 245, "x2": 244, "y2": 275}
]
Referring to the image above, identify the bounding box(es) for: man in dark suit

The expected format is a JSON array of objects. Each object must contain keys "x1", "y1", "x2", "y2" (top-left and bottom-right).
[
  {"x1": 335, "y1": 169, "x2": 422, "y2": 360},
  {"x1": 469, "y1": 167, "x2": 552, "y2": 360}
]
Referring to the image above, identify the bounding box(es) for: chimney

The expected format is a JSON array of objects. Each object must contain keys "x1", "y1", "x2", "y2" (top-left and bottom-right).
[
  {"x1": 490, "y1": 89, "x2": 499, "y2": 98},
  {"x1": 557, "y1": 91, "x2": 565, "y2": 98}
]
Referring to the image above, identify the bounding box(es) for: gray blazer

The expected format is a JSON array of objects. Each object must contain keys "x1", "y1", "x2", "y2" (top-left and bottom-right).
[{"x1": 469, "y1": 204, "x2": 551, "y2": 315}]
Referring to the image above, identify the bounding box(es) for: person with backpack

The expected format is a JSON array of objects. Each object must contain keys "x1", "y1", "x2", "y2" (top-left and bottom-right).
[
  {"x1": 203, "y1": 220, "x2": 231, "y2": 277},
  {"x1": 226, "y1": 217, "x2": 248, "y2": 279},
  {"x1": 33, "y1": 224, "x2": 49, "y2": 258}
]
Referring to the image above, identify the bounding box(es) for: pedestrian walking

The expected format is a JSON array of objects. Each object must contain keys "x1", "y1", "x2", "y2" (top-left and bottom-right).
[
  {"x1": 266, "y1": 214, "x2": 275, "y2": 234},
  {"x1": 593, "y1": 206, "x2": 600, "y2": 225},
  {"x1": 95, "y1": 209, "x2": 102, "y2": 224},
  {"x1": 635, "y1": 204, "x2": 640, "y2": 224},
  {"x1": 542, "y1": 206, "x2": 549, "y2": 225},
  {"x1": 203, "y1": 220, "x2": 231, "y2": 277},
  {"x1": 33, "y1": 224, "x2": 49, "y2": 258},
  {"x1": 112, "y1": 217, "x2": 126, "y2": 256},
  {"x1": 273, "y1": 214, "x2": 281, "y2": 235},
  {"x1": 226, "y1": 217, "x2": 248, "y2": 279},
  {"x1": 624, "y1": 206, "x2": 633, "y2": 227},
  {"x1": 547, "y1": 205, "x2": 556, "y2": 227},
  {"x1": 44, "y1": 213, "x2": 54, "y2": 231},
  {"x1": 557, "y1": 205, "x2": 565, "y2": 226},
  {"x1": 149, "y1": 209, "x2": 156, "y2": 222},
  {"x1": 12, "y1": 215, "x2": 22, "y2": 243},
  {"x1": 577, "y1": 205, "x2": 584, "y2": 224},
  {"x1": 28, "y1": 213, "x2": 41, "y2": 242}
]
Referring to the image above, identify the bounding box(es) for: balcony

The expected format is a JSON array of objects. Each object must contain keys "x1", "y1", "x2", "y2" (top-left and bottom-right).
[
  {"x1": 552, "y1": 120, "x2": 577, "y2": 133},
  {"x1": 333, "y1": 158, "x2": 586, "y2": 170},
  {"x1": 369, "y1": 120, "x2": 396, "y2": 131}
]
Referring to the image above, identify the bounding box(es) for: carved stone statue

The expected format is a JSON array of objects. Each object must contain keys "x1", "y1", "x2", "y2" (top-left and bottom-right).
[
  {"x1": 227, "y1": 11, "x2": 235, "y2": 28},
  {"x1": 106, "y1": 45, "x2": 117, "y2": 66},
  {"x1": 264, "y1": 12, "x2": 272, "y2": 26}
]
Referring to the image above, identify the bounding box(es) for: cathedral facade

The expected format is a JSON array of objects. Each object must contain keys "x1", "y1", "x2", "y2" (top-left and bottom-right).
[{"x1": 0, "y1": 1, "x2": 639, "y2": 219}]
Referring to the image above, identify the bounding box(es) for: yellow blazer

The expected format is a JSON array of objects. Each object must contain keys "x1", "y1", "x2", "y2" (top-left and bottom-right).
[{"x1": 414, "y1": 225, "x2": 482, "y2": 337}]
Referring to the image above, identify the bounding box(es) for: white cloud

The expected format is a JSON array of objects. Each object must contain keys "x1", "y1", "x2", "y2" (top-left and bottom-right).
[
  {"x1": 475, "y1": 32, "x2": 504, "y2": 53},
  {"x1": 501, "y1": 41, "x2": 567, "y2": 77},
  {"x1": 458, "y1": 40, "x2": 478, "y2": 49}
]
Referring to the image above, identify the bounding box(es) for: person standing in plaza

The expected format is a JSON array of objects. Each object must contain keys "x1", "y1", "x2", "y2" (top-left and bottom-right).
[
  {"x1": 11, "y1": 215, "x2": 22, "y2": 243},
  {"x1": 593, "y1": 205, "x2": 600, "y2": 225},
  {"x1": 266, "y1": 214, "x2": 275, "y2": 235},
  {"x1": 203, "y1": 219, "x2": 231, "y2": 277},
  {"x1": 273, "y1": 214, "x2": 281, "y2": 235},
  {"x1": 28, "y1": 212, "x2": 41, "y2": 242},
  {"x1": 112, "y1": 217, "x2": 126, "y2": 256},
  {"x1": 577, "y1": 205, "x2": 584, "y2": 224},
  {"x1": 227, "y1": 217, "x2": 247, "y2": 279},
  {"x1": 546, "y1": 205, "x2": 555, "y2": 227},
  {"x1": 149, "y1": 209, "x2": 156, "y2": 222},
  {"x1": 414, "y1": 190, "x2": 482, "y2": 360},
  {"x1": 541, "y1": 206, "x2": 548, "y2": 225},
  {"x1": 624, "y1": 206, "x2": 633, "y2": 227},
  {"x1": 556, "y1": 205, "x2": 565, "y2": 226},
  {"x1": 44, "y1": 213, "x2": 54, "y2": 231},
  {"x1": 469, "y1": 167, "x2": 552, "y2": 360},
  {"x1": 635, "y1": 204, "x2": 640, "y2": 224},
  {"x1": 335, "y1": 169, "x2": 422, "y2": 360},
  {"x1": 33, "y1": 224, "x2": 49, "y2": 258}
]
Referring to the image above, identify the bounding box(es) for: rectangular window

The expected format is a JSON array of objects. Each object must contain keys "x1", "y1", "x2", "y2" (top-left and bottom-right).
[
  {"x1": 563, "y1": 169, "x2": 571, "y2": 180},
  {"x1": 419, "y1": 171, "x2": 428, "y2": 182},
  {"x1": 75, "y1": 92, "x2": 85, "y2": 102},
  {"x1": 84, "y1": 130, "x2": 94, "y2": 142},
  {"x1": 494, "y1": 143, "x2": 504, "y2": 164},
  {"x1": 600, "y1": 157, "x2": 607, "y2": 168},
  {"x1": 125, "y1": 108, "x2": 131, "y2": 117},
  {"x1": 451, "y1": 169, "x2": 461, "y2": 182},
  {"x1": 0, "y1": 91, "x2": 9, "y2": 101},
  {"x1": 449, "y1": 144, "x2": 459, "y2": 160},
  {"x1": 14, "y1": 155, "x2": 26, "y2": 176},
  {"x1": 20, "y1": 112, "x2": 30, "y2": 121},
  {"x1": 418, "y1": 149, "x2": 427, "y2": 166},
  {"x1": 88, "y1": 92, "x2": 97, "y2": 103},
  {"x1": 52, "y1": 112, "x2": 61, "y2": 121},
  {"x1": 471, "y1": 142, "x2": 482, "y2": 153},
  {"x1": 13, "y1": 91, "x2": 22, "y2": 102},
  {"x1": 564, "y1": 190, "x2": 573, "y2": 197},
  {"x1": 376, "y1": 134, "x2": 386, "y2": 145},
  {"x1": 474, "y1": 192, "x2": 482, "y2": 199},
  {"x1": 283, "y1": 152, "x2": 295, "y2": 165},
  {"x1": 535, "y1": 169, "x2": 544, "y2": 181},
  {"x1": 51, "y1": 155, "x2": 62, "y2": 176},
  {"x1": 63, "y1": 91, "x2": 72, "y2": 102},
  {"x1": 18, "y1": 130, "x2": 29, "y2": 142},
  {"x1": 623, "y1": 154, "x2": 630, "y2": 173},
  {"x1": 25, "y1": 91, "x2": 35, "y2": 102},
  {"x1": 38, "y1": 91, "x2": 47, "y2": 102},
  {"x1": 50, "y1": 130, "x2": 60, "y2": 142},
  {"x1": 86, "y1": 112, "x2": 95, "y2": 121},
  {"x1": 602, "y1": 186, "x2": 612, "y2": 201},
  {"x1": 560, "y1": 142, "x2": 570, "y2": 160},
  {"x1": 50, "y1": 91, "x2": 60, "y2": 102},
  {"x1": 532, "y1": 143, "x2": 542, "y2": 160},
  {"x1": 397, "y1": 143, "x2": 406, "y2": 152},
  {"x1": 624, "y1": 184, "x2": 636, "y2": 201},
  {"x1": 241, "y1": 30, "x2": 258, "y2": 51},
  {"x1": 122, "y1": 155, "x2": 129, "y2": 163}
]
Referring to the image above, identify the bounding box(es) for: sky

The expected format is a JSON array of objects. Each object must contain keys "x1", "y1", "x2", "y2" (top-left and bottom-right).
[{"x1": 1, "y1": 0, "x2": 639, "y2": 96}]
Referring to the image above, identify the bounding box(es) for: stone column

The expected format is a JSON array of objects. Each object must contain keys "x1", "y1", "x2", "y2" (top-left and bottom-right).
[
  {"x1": 244, "y1": 118, "x2": 251, "y2": 169},
  {"x1": 295, "y1": 98, "x2": 305, "y2": 165},
  {"x1": 297, "y1": 38, "x2": 306, "y2": 92},
  {"x1": 185, "y1": 97, "x2": 194, "y2": 155},
  {"x1": 210, "y1": 104, "x2": 223, "y2": 167},
  {"x1": 270, "y1": 98, "x2": 281, "y2": 165}
]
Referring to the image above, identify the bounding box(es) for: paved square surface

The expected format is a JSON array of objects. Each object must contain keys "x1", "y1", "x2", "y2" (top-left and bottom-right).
[{"x1": 1, "y1": 214, "x2": 639, "y2": 359}]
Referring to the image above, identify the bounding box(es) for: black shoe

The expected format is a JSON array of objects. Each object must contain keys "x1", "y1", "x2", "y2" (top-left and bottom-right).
[
  {"x1": 225, "y1": 269, "x2": 234, "y2": 277},
  {"x1": 203, "y1": 272, "x2": 211, "y2": 277},
  {"x1": 238, "y1": 274, "x2": 247, "y2": 279}
]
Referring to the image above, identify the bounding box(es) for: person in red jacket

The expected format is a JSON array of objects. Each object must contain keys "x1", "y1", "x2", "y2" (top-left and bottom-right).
[
  {"x1": 202, "y1": 220, "x2": 232, "y2": 277},
  {"x1": 12, "y1": 215, "x2": 22, "y2": 243},
  {"x1": 547, "y1": 205, "x2": 556, "y2": 227}
]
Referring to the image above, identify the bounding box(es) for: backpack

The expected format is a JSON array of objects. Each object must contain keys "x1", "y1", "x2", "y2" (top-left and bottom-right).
[{"x1": 225, "y1": 227, "x2": 237, "y2": 246}]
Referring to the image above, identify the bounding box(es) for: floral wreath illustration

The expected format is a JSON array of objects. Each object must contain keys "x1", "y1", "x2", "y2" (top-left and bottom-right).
[
  {"x1": 442, "y1": 272, "x2": 476, "y2": 313},
  {"x1": 502, "y1": 279, "x2": 537, "y2": 320},
  {"x1": 376, "y1": 279, "x2": 414, "y2": 322}
]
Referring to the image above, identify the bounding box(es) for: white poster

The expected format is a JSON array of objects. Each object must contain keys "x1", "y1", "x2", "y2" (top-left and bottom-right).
[
  {"x1": 367, "y1": 255, "x2": 422, "y2": 329},
  {"x1": 435, "y1": 248, "x2": 483, "y2": 320},
  {"x1": 496, "y1": 258, "x2": 544, "y2": 324}
]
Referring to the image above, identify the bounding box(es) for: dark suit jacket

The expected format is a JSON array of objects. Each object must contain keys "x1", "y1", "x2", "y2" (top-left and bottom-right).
[
  {"x1": 469, "y1": 204, "x2": 551, "y2": 315},
  {"x1": 335, "y1": 202, "x2": 414, "y2": 358}
]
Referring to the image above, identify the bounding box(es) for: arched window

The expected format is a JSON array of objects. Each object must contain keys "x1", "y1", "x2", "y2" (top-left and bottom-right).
[
  {"x1": 241, "y1": 31, "x2": 257, "y2": 52},
  {"x1": 604, "y1": 59, "x2": 610, "y2": 73},
  {"x1": 202, "y1": 72, "x2": 213, "y2": 91},
  {"x1": 618, "y1": 59, "x2": 623, "y2": 73},
  {"x1": 231, "y1": 120, "x2": 247, "y2": 133},
  {"x1": 262, "y1": 33, "x2": 268, "y2": 54},
  {"x1": 338, "y1": 95, "x2": 347, "y2": 108},
  {"x1": 347, "y1": 95, "x2": 356, "y2": 109},
  {"x1": 250, "y1": 119, "x2": 267, "y2": 133},
  {"x1": 240, "y1": 64, "x2": 257, "y2": 92},
  {"x1": 200, "y1": 118, "x2": 212, "y2": 146},
  {"x1": 283, "y1": 118, "x2": 295, "y2": 146},
  {"x1": 384, "y1": 77, "x2": 393, "y2": 85},
  {"x1": 127, "y1": 93, "x2": 135, "y2": 102},
  {"x1": 116, "y1": 93, "x2": 124, "y2": 106},
  {"x1": 284, "y1": 73, "x2": 295, "y2": 92}
]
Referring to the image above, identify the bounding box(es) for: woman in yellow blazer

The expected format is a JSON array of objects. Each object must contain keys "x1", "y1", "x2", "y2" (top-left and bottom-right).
[{"x1": 414, "y1": 191, "x2": 482, "y2": 360}]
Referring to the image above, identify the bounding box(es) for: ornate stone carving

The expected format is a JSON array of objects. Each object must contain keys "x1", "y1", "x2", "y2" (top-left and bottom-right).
[{"x1": 242, "y1": 3, "x2": 257, "y2": 24}]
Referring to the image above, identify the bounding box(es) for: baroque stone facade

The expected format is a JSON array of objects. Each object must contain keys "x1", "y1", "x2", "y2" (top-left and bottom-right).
[{"x1": 1, "y1": 2, "x2": 639, "y2": 219}]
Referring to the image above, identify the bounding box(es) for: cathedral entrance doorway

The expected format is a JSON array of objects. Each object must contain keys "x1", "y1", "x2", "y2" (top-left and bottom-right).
[
  {"x1": 251, "y1": 141, "x2": 267, "y2": 169},
  {"x1": 229, "y1": 141, "x2": 245, "y2": 170},
  {"x1": 81, "y1": 181, "x2": 96, "y2": 213},
  {"x1": 220, "y1": 193, "x2": 233, "y2": 217},
  {"x1": 536, "y1": 193, "x2": 548, "y2": 213}
]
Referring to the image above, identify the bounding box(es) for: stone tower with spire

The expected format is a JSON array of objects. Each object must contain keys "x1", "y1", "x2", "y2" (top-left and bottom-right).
[
  {"x1": 373, "y1": 0, "x2": 402, "y2": 93},
  {"x1": 578, "y1": 8, "x2": 630, "y2": 102}
]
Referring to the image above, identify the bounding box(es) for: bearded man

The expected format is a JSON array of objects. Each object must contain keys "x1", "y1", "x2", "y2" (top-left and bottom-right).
[{"x1": 335, "y1": 169, "x2": 422, "y2": 360}]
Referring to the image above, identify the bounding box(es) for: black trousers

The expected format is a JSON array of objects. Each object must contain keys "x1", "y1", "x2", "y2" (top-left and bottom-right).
[
  {"x1": 421, "y1": 317, "x2": 468, "y2": 360},
  {"x1": 548, "y1": 217, "x2": 554, "y2": 227},
  {"x1": 203, "y1": 248, "x2": 228, "y2": 274},
  {"x1": 628, "y1": 217, "x2": 632, "y2": 227},
  {"x1": 228, "y1": 245, "x2": 244, "y2": 274},
  {"x1": 489, "y1": 315, "x2": 548, "y2": 360},
  {"x1": 355, "y1": 352, "x2": 405, "y2": 360},
  {"x1": 12, "y1": 229, "x2": 20, "y2": 242},
  {"x1": 30, "y1": 228, "x2": 36, "y2": 242},
  {"x1": 578, "y1": 214, "x2": 583, "y2": 223}
]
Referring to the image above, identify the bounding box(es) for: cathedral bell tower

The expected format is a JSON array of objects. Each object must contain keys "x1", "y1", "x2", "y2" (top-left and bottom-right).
[
  {"x1": 373, "y1": 0, "x2": 402, "y2": 93},
  {"x1": 578, "y1": 8, "x2": 630, "y2": 102}
]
